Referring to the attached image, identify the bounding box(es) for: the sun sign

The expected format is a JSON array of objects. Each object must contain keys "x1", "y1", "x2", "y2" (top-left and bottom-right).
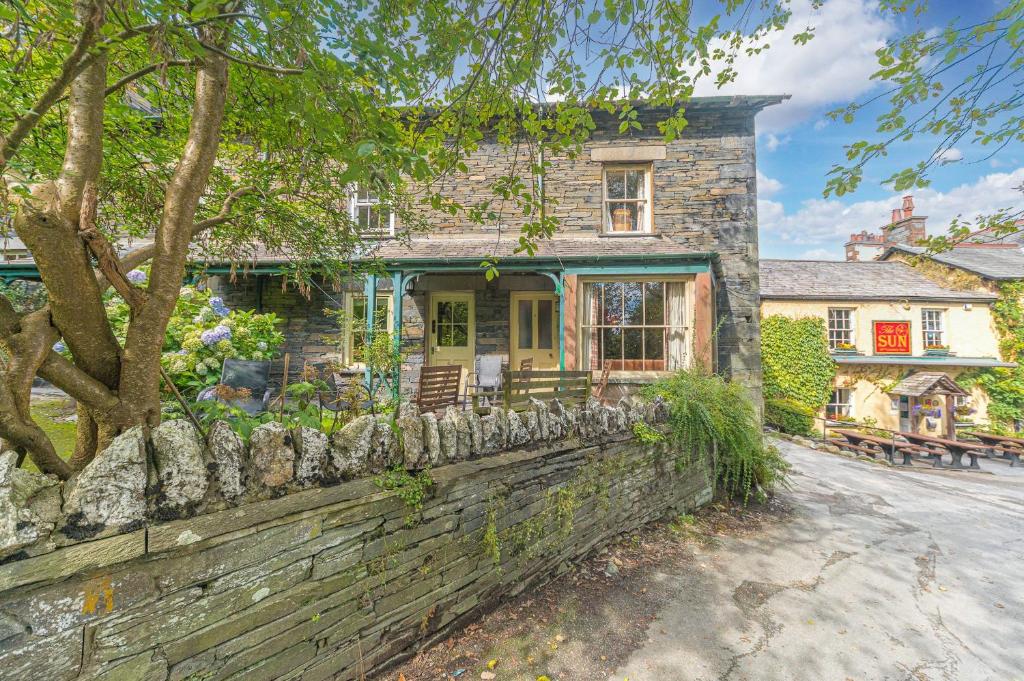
[{"x1": 874, "y1": 320, "x2": 911, "y2": 354}]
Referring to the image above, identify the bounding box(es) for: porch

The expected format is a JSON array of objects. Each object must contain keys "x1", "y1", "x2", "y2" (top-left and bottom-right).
[{"x1": 208, "y1": 236, "x2": 717, "y2": 401}]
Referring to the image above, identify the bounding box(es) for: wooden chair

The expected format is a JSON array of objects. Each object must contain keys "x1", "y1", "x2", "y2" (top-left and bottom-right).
[
  {"x1": 519, "y1": 357, "x2": 533, "y2": 371},
  {"x1": 416, "y1": 365, "x2": 462, "y2": 413},
  {"x1": 593, "y1": 364, "x2": 611, "y2": 403}
]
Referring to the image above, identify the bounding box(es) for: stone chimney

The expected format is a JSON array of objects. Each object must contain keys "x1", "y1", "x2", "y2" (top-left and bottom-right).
[{"x1": 883, "y1": 195, "x2": 926, "y2": 247}]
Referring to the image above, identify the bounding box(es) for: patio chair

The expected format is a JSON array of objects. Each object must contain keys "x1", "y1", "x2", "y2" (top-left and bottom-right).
[
  {"x1": 319, "y1": 372, "x2": 375, "y2": 414},
  {"x1": 464, "y1": 354, "x2": 504, "y2": 412},
  {"x1": 519, "y1": 357, "x2": 533, "y2": 371},
  {"x1": 416, "y1": 364, "x2": 461, "y2": 414},
  {"x1": 593, "y1": 364, "x2": 612, "y2": 404},
  {"x1": 197, "y1": 358, "x2": 274, "y2": 416}
]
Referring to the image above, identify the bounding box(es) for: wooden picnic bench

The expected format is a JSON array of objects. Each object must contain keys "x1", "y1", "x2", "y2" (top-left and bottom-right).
[
  {"x1": 502, "y1": 369, "x2": 592, "y2": 411},
  {"x1": 830, "y1": 429, "x2": 920, "y2": 466},
  {"x1": 899, "y1": 432, "x2": 989, "y2": 470},
  {"x1": 964, "y1": 431, "x2": 1023, "y2": 467}
]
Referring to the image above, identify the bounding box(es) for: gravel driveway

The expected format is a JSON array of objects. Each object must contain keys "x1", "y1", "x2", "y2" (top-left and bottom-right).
[{"x1": 613, "y1": 438, "x2": 1024, "y2": 681}]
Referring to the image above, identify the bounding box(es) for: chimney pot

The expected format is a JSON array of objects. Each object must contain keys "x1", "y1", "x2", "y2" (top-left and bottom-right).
[
  {"x1": 891, "y1": 208, "x2": 902, "y2": 224},
  {"x1": 902, "y1": 195, "x2": 914, "y2": 218}
]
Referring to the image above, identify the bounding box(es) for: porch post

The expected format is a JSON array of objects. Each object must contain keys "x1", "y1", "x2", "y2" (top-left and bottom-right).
[
  {"x1": 363, "y1": 274, "x2": 378, "y2": 391},
  {"x1": 391, "y1": 271, "x2": 404, "y2": 400},
  {"x1": 558, "y1": 272, "x2": 566, "y2": 371}
]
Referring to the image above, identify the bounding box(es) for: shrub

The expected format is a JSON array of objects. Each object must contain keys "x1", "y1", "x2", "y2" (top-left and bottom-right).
[
  {"x1": 105, "y1": 276, "x2": 285, "y2": 398},
  {"x1": 642, "y1": 370, "x2": 789, "y2": 503},
  {"x1": 764, "y1": 398, "x2": 815, "y2": 436}
]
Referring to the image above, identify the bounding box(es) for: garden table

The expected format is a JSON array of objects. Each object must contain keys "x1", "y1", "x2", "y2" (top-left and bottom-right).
[
  {"x1": 899, "y1": 432, "x2": 988, "y2": 470},
  {"x1": 831, "y1": 429, "x2": 916, "y2": 466},
  {"x1": 964, "y1": 431, "x2": 1023, "y2": 467}
]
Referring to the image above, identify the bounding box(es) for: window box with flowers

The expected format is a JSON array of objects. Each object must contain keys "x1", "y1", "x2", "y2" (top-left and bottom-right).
[
  {"x1": 831, "y1": 342, "x2": 861, "y2": 355},
  {"x1": 923, "y1": 344, "x2": 951, "y2": 356}
]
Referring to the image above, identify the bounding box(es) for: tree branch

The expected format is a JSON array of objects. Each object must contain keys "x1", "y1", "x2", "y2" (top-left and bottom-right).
[
  {"x1": 196, "y1": 40, "x2": 304, "y2": 75},
  {"x1": 78, "y1": 181, "x2": 148, "y2": 310},
  {"x1": 0, "y1": 0, "x2": 103, "y2": 172}
]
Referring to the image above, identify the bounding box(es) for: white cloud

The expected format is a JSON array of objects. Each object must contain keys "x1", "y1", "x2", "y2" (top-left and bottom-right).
[
  {"x1": 763, "y1": 133, "x2": 790, "y2": 152},
  {"x1": 757, "y1": 170, "x2": 784, "y2": 197},
  {"x1": 798, "y1": 248, "x2": 841, "y2": 260},
  {"x1": 694, "y1": 0, "x2": 895, "y2": 132},
  {"x1": 934, "y1": 148, "x2": 963, "y2": 164},
  {"x1": 759, "y1": 167, "x2": 1024, "y2": 252}
]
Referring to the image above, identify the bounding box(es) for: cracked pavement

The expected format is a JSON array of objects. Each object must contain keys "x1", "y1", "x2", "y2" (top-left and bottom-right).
[{"x1": 611, "y1": 439, "x2": 1024, "y2": 681}]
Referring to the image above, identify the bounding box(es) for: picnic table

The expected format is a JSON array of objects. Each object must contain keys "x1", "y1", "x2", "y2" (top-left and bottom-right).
[
  {"x1": 899, "y1": 432, "x2": 988, "y2": 470},
  {"x1": 830, "y1": 429, "x2": 919, "y2": 467},
  {"x1": 964, "y1": 431, "x2": 1023, "y2": 467}
]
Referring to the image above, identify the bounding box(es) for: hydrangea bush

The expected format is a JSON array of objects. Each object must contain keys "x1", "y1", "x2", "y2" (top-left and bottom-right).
[{"x1": 105, "y1": 273, "x2": 284, "y2": 397}]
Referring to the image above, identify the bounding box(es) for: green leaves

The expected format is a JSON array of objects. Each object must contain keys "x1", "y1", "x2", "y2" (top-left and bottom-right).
[{"x1": 761, "y1": 315, "x2": 835, "y2": 410}]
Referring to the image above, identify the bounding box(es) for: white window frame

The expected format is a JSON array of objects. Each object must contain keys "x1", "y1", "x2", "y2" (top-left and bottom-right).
[
  {"x1": 921, "y1": 309, "x2": 945, "y2": 348},
  {"x1": 826, "y1": 387, "x2": 853, "y2": 420},
  {"x1": 602, "y1": 164, "x2": 653, "y2": 234},
  {"x1": 579, "y1": 278, "x2": 690, "y2": 373},
  {"x1": 343, "y1": 293, "x2": 394, "y2": 367},
  {"x1": 827, "y1": 308, "x2": 856, "y2": 350},
  {"x1": 348, "y1": 184, "x2": 395, "y2": 237}
]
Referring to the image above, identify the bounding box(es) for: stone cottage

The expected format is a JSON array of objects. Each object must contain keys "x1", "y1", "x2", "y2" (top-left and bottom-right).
[{"x1": 203, "y1": 97, "x2": 783, "y2": 403}]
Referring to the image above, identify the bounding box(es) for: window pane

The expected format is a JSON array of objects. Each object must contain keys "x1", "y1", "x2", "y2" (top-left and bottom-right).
[
  {"x1": 518, "y1": 299, "x2": 533, "y2": 349},
  {"x1": 602, "y1": 283, "x2": 622, "y2": 325},
  {"x1": 623, "y1": 329, "x2": 643, "y2": 363},
  {"x1": 451, "y1": 324, "x2": 468, "y2": 347},
  {"x1": 623, "y1": 282, "x2": 644, "y2": 326},
  {"x1": 643, "y1": 282, "x2": 664, "y2": 324},
  {"x1": 606, "y1": 170, "x2": 626, "y2": 199},
  {"x1": 452, "y1": 301, "x2": 469, "y2": 324},
  {"x1": 607, "y1": 202, "x2": 641, "y2": 232},
  {"x1": 537, "y1": 299, "x2": 553, "y2": 349},
  {"x1": 644, "y1": 329, "x2": 665, "y2": 360},
  {"x1": 602, "y1": 327, "x2": 622, "y2": 363},
  {"x1": 437, "y1": 301, "x2": 452, "y2": 324},
  {"x1": 625, "y1": 169, "x2": 644, "y2": 198}
]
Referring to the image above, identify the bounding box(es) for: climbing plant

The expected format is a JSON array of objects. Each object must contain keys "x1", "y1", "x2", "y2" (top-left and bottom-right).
[
  {"x1": 959, "y1": 282, "x2": 1024, "y2": 430},
  {"x1": 761, "y1": 315, "x2": 836, "y2": 410}
]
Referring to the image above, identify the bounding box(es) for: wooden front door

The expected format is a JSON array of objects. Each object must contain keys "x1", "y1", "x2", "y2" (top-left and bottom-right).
[
  {"x1": 427, "y1": 292, "x2": 475, "y2": 387},
  {"x1": 511, "y1": 292, "x2": 559, "y2": 371}
]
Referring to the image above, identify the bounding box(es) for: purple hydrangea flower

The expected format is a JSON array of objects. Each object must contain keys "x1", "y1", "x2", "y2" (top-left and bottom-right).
[
  {"x1": 126, "y1": 269, "x2": 147, "y2": 284},
  {"x1": 200, "y1": 325, "x2": 232, "y2": 346},
  {"x1": 209, "y1": 296, "x2": 230, "y2": 317},
  {"x1": 53, "y1": 341, "x2": 66, "y2": 352}
]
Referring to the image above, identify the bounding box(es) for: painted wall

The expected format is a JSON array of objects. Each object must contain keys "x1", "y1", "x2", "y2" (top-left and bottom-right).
[
  {"x1": 760, "y1": 299, "x2": 1001, "y2": 359},
  {"x1": 761, "y1": 298, "x2": 1002, "y2": 432}
]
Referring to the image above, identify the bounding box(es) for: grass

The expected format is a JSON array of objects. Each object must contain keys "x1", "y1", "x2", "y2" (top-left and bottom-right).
[{"x1": 23, "y1": 398, "x2": 77, "y2": 473}]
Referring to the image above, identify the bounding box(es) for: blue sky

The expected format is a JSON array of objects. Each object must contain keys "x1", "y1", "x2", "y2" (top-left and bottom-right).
[{"x1": 692, "y1": 0, "x2": 1024, "y2": 260}]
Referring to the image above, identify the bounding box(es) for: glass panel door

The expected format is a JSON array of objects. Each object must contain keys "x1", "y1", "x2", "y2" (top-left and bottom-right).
[{"x1": 511, "y1": 293, "x2": 559, "y2": 370}]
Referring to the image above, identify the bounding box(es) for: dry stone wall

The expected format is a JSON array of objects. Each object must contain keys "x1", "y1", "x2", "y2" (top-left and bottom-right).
[{"x1": 0, "y1": 397, "x2": 710, "y2": 681}]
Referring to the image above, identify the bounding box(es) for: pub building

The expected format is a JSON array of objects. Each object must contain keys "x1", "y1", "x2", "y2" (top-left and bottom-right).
[{"x1": 759, "y1": 259, "x2": 1014, "y2": 436}]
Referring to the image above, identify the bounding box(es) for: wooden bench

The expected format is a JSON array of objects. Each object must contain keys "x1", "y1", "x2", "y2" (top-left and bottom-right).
[
  {"x1": 502, "y1": 370, "x2": 592, "y2": 412},
  {"x1": 416, "y1": 365, "x2": 461, "y2": 414},
  {"x1": 829, "y1": 438, "x2": 883, "y2": 459},
  {"x1": 991, "y1": 445, "x2": 1022, "y2": 467}
]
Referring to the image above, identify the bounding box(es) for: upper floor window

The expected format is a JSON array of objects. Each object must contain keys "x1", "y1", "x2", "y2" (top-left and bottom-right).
[
  {"x1": 827, "y1": 308, "x2": 855, "y2": 350},
  {"x1": 349, "y1": 185, "x2": 394, "y2": 237},
  {"x1": 922, "y1": 309, "x2": 945, "y2": 348},
  {"x1": 603, "y1": 165, "x2": 652, "y2": 233}
]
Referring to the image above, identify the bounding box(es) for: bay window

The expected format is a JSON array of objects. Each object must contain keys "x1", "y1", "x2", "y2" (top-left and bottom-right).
[{"x1": 580, "y1": 280, "x2": 688, "y2": 371}]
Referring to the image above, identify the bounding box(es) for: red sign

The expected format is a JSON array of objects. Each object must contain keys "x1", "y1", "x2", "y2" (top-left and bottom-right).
[{"x1": 874, "y1": 320, "x2": 911, "y2": 354}]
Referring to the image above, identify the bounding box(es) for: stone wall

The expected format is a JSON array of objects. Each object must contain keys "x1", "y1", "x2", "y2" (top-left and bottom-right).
[{"x1": 0, "y1": 397, "x2": 710, "y2": 681}]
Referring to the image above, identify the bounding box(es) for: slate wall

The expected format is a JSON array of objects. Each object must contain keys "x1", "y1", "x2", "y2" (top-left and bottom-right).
[{"x1": 0, "y1": 434, "x2": 709, "y2": 681}]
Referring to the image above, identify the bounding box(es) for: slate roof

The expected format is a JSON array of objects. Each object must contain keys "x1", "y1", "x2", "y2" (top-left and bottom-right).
[
  {"x1": 883, "y1": 243, "x2": 1024, "y2": 281},
  {"x1": 888, "y1": 372, "x2": 968, "y2": 397},
  {"x1": 371, "y1": 235, "x2": 698, "y2": 262},
  {"x1": 759, "y1": 260, "x2": 996, "y2": 302}
]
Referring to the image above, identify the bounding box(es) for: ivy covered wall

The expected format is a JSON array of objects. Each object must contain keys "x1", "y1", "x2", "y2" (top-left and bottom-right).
[{"x1": 760, "y1": 315, "x2": 836, "y2": 409}]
